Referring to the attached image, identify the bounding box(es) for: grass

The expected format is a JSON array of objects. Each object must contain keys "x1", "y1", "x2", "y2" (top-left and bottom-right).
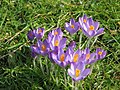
[{"x1": 0, "y1": 0, "x2": 120, "y2": 90}]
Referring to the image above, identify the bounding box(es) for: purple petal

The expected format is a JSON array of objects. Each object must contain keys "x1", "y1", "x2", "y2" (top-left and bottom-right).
[
  {"x1": 77, "y1": 62, "x2": 85, "y2": 72},
  {"x1": 95, "y1": 28, "x2": 104, "y2": 36},
  {"x1": 81, "y1": 68, "x2": 90, "y2": 76},
  {"x1": 94, "y1": 21, "x2": 99, "y2": 31},
  {"x1": 70, "y1": 18, "x2": 75, "y2": 25}
]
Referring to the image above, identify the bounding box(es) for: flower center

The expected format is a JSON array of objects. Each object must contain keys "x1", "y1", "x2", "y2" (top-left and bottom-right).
[
  {"x1": 83, "y1": 19, "x2": 86, "y2": 23},
  {"x1": 60, "y1": 54, "x2": 65, "y2": 62},
  {"x1": 54, "y1": 40, "x2": 59, "y2": 46},
  {"x1": 75, "y1": 69, "x2": 81, "y2": 77},
  {"x1": 89, "y1": 25, "x2": 94, "y2": 31},
  {"x1": 71, "y1": 24, "x2": 75, "y2": 28},
  {"x1": 41, "y1": 44, "x2": 46, "y2": 51},
  {"x1": 29, "y1": 33, "x2": 33, "y2": 36},
  {"x1": 86, "y1": 53, "x2": 90, "y2": 60},
  {"x1": 38, "y1": 29, "x2": 42, "y2": 34},
  {"x1": 54, "y1": 31, "x2": 58, "y2": 35},
  {"x1": 73, "y1": 54, "x2": 79, "y2": 62},
  {"x1": 98, "y1": 51, "x2": 102, "y2": 55}
]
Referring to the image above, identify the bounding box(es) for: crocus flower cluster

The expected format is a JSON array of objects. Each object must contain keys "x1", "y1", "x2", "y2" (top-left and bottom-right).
[
  {"x1": 27, "y1": 14, "x2": 106, "y2": 81},
  {"x1": 65, "y1": 14, "x2": 104, "y2": 37}
]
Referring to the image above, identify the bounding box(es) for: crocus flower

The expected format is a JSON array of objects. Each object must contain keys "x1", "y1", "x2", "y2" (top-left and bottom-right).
[
  {"x1": 50, "y1": 35, "x2": 67, "y2": 50},
  {"x1": 52, "y1": 48, "x2": 69, "y2": 67},
  {"x1": 68, "y1": 62, "x2": 90, "y2": 81},
  {"x1": 65, "y1": 18, "x2": 79, "y2": 34},
  {"x1": 80, "y1": 17, "x2": 104, "y2": 38},
  {"x1": 82, "y1": 48, "x2": 96, "y2": 64},
  {"x1": 96, "y1": 48, "x2": 106, "y2": 60},
  {"x1": 37, "y1": 39, "x2": 50, "y2": 56},
  {"x1": 79, "y1": 14, "x2": 88, "y2": 28},
  {"x1": 48, "y1": 47, "x2": 59, "y2": 63},
  {"x1": 30, "y1": 44, "x2": 39, "y2": 58},
  {"x1": 69, "y1": 49, "x2": 82, "y2": 63},
  {"x1": 35, "y1": 28, "x2": 44, "y2": 39},
  {"x1": 47, "y1": 28, "x2": 63, "y2": 43},
  {"x1": 51, "y1": 28, "x2": 63, "y2": 37},
  {"x1": 27, "y1": 30, "x2": 35, "y2": 40}
]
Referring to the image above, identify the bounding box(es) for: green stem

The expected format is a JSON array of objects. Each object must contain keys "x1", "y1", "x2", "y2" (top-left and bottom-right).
[
  {"x1": 86, "y1": 38, "x2": 92, "y2": 48},
  {"x1": 39, "y1": 57, "x2": 45, "y2": 75},
  {"x1": 79, "y1": 32, "x2": 83, "y2": 49},
  {"x1": 72, "y1": 79, "x2": 75, "y2": 90},
  {"x1": 33, "y1": 57, "x2": 37, "y2": 68},
  {"x1": 90, "y1": 63, "x2": 95, "y2": 75},
  {"x1": 45, "y1": 56, "x2": 49, "y2": 74},
  {"x1": 64, "y1": 68, "x2": 67, "y2": 86},
  {"x1": 91, "y1": 36, "x2": 98, "y2": 48}
]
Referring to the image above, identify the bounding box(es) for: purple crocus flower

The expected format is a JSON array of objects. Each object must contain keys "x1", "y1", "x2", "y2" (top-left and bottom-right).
[
  {"x1": 69, "y1": 49, "x2": 82, "y2": 63},
  {"x1": 96, "y1": 48, "x2": 106, "y2": 60},
  {"x1": 37, "y1": 39, "x2": 50, "y2": 56},
  {"x1": 65, "y1": 18, "x2": 79, "y2": 34},
  {"x1": 79, "y1": 14, "x2": 88, "y2": 28},
  {"x1": 80, "y1": 17, "x2": 104, "y2": 38},
  {"x1": 51, "y1": 28, "x2": 63, "y2": 37},
  {"x1": 82, "y1": 48, "x2": 96, "y2": 64},
  {"x1": 35, "y1": 28, "x2": 44, "y2": 39},
  {"x1": 52, "y1": 48, "x2": 69, "y2": 67},
  {"x1": 47, "y1": 28, "x2": 63, "y2": 43},
  {"x1": 50, "y1": 35, "x2": 67, "y2": 50},
  {"x1": 68, "y1": 62, "x2": 90, "y2": 81},
  {"x1": 27, "y1": 30, "x2": 35, "y2": 40},
  {"x1": 30, "y1": 44, "x2": 39, "y2": 58}
]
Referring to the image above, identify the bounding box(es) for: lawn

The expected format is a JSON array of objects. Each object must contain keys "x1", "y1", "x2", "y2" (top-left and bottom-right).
[{"x1": 0, "y1": 0, "x2": 120, "y2": 90}]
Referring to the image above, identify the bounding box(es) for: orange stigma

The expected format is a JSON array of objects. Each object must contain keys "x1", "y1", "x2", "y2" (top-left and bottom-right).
[
  {"x1": 38, "y1": 29, "x2": 42, "y2": 34},
  {"x1": 83, "y1": 19, "x2": 86, "y2": 23},
  {"x1": 75, "y1": 69, "x2": 81, "y2": 77},
  {"x1": 98, "y1": 51, "x2": 102, "y2": 55},
  {"x1": 54, "y1": 31, "x2": 58, "y2": 35},
  {"x1": 89, "y1": 25, "x2": 94, "y2": 31},
  {"x1": 86, "y1": 53, "x2": 90, "y2": 60},
  {"x1": 73, "y1": 54, "x2": 79, "y2": 62},
  {"x1": 71, "y1": 25, "x2": 75, "y2": 28},
  {"x1": 41, "y1": 44, "x2": 46, "y2": 51},
  {"x1": 54, "y1": 40, "x2": 59, "y2": 46},
  {"x1": 60, "y1": 54, "x2": 65, "y2": 62}
]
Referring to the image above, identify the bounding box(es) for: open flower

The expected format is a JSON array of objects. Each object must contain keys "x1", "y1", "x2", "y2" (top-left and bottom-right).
[
  {"x1": 80, "y1": 17, "x2": 104, "y2": 38},
  {"x1": 65, "y1": 18, "x2": 79, "y2": 34},
  {"x1": 68, "y1": 62, "x2": 90, "y2": 81},
  {"x1": 96, "y1": 48, "x2": 106, "y2": 60},
  {"x1": 35, "y1": 28, "x2": 44, "y2": 39},
  {"x1": 47, "y1": 28, "x2": 63, "y2": 43},
  {"x1": 37, "y1": 39, "x2": 50, "y2": 56},
  {"x1": 50, "y1": 35, "x2": 67, "y2": 50},
  {"x1": 27, "y1": 30, "x2": 35, "y2": 40},
  {"x1": 82, "y1": 48, "x2": 96, "y2": 64},
  {"x1": 52, "y1": 48, "x2": 69, "y2": 67}
]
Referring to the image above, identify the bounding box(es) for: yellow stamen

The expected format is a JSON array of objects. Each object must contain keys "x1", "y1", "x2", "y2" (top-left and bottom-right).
[
  {"x1": 41, "y1": 44, "x2": 46, "y2": 51},
  {"x1": 89, "y1": 25, "x2": 94, "y2": 31},
  {"x1": 86, "y1": 54, "x2": 90, "y2": 60},
  {"x1": 54, "y1": 31, "x2": 58, "y2": 35},
  {"x1": 75, "y1": 69, "x2": 81, "y2": 77},
  {"x1": 83, "y1": 19, "x2": 86, "y2": 23},
  {"x1": 98, "y1": 51, "x2": 102, "y2": 55},
  {"x1": 38, "y1": 29, "x2": 42, "y2": 34},
  {"x1": 71, "y1": 25, "x2": 75, "y2": 28},
  {"x1": 54, "y1": 40, "x2": 59, "y2": 46},
  {"x1": 73, "y1": 54, "x2": 79, "y2": 62},
  {"x1": 60, "y1": 54, "x2": 65, "y2": 62}
]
